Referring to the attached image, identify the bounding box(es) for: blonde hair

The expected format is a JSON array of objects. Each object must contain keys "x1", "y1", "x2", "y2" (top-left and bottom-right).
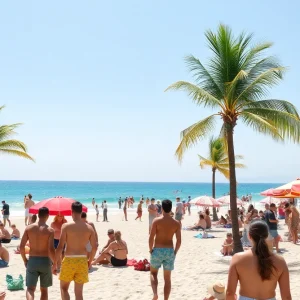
[
  {"x1": 53, "y1": 215, "x2": 67, "y2": 223},
  {"x1": 114, "y1": 231, "x2": 122, "y2": 241}
]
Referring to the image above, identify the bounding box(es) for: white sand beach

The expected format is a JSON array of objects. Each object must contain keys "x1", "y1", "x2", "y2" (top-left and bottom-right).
[{"x1": 1, "y1": 210, "x2": 300, "y2": 300}]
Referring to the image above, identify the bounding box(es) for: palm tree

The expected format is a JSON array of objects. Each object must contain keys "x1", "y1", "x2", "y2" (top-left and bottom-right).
[
  {"x1": 199, "y1": 137, "x2": 245, "y2": 221},
  {"x1": 0, "y1": 106, "x2": 34, "y2": 161},
  {"x1": 166, "y1": 24, "x2": 300, "y2": 253}
]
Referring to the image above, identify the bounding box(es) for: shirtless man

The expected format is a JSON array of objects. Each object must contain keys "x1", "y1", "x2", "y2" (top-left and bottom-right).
[
  {"x1": 285, "y1": 202, "x2": 299, "y2": 244},
  {"x1": 25, "y1": 194, "x2": 35, "y2": 226},
  {"x1": 148, "y1": 198, "x2": 157, "y2": 233},
  {"x1": 20, "y1": 207, "x2": 55, "y2": 300},
  {"x1": 53, "y1": 202, "x2": 97, "y2": 300},
  {"x1": 149, "y1": 199, "x2": 181, "y2": 300},
  {"x1": 0, "y1": 224, "x2": 11, "y2": 243},
  {"x1": 0, "y1": 242, "x2": 9, "y2": 268},
  {"x1": 81, "y1": 212, "x2": 99, "y2": 258}
]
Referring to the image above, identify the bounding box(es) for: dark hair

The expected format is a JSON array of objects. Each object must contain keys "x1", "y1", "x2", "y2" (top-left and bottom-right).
[
  {"x1": 72, "y1": 201, "x2": 83, "y2": 214},
  {"x1": 247, "y1": 204, "x2": 254, "y2": 213},
  {"x1": 284, "y1": 203, "x2": 290, "y2": 209},
  {"x1": 199, "y1": 214, "x2": 204, "y2": 220},
  {"x1": 81, "y1": 212, "x2": 87, "y2": 218},
  {"x1": 162, "y1": 199, "x2": 172, "y2": 213},
  {"x1": 249, "y1": 220, "x2": 276, "y2": 280},
  {"x1": 1, "y1": 201, "x2": 5, "y2": 204},
  {"x1": 104, "y1": 200, "x2": 107, "y2": 203},
  {"x1": 270, "y1": 203, "x2": 276, "y2": 208},
  {"x1": 205, "y1": 209, "x2": 210, "y2": 216},
  {"x1": 38, "y1": 207, "x2": 49, "y2": 218},
  {"x1": 28, "y1": 194, "x2": 32, "y2": 199}
]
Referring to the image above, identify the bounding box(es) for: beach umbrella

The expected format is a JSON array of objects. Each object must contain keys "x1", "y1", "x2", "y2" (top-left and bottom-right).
[
  {"x1": 217, "y1": 195, "x2": 243, "y2": 206},
  {"x1": 260, "y1": 188, "x2": 275, "y2": 196},
  {"x1": 193, "y1": 196, "x2": 220, "y2": 207},
  {"x1": 270, "y1": 178, "x2": 300, "y2": 198},
  {"x1": 29, "y1": 196, "x2": 88, "y2": 216},
  {"x1": 291, "y1": 183, "x2": 300, "y2": 196},
  {"x1": 259, "y1": 197, "x2": 282, "y2": 205}
]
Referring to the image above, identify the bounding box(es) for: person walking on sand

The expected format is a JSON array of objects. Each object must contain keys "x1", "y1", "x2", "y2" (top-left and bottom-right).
[
  {"x1": 148, "y1": 198, "x2": 157, "y2": 233},
  {"x1": 123, "y1": 198, "x2": 128, "y2": 221},
  {"x1": 265, "y1": 203, "x2": 281, "y2": 253},
  {"x1": 175, "y1": 197, "x2": 183, "y2": 225},
  {"x1": 53, "y1": 202, "x2": 97, "y2": 300},
  {"x1": 81, "y1": 212, "x2": 99, "y2": 259},
  {"x1": 149, "y1": 199, "x2": 181, "y2": 300},
  {"x1": 24, "y1": 194, "x2": 35, "y2": 226},
  {"x1": 135, "y1": 200, "x2": 143, "y2": 221},
  {"x1": 95, "y1": 204, "x2": 99, "y2": 222},
  {"x1": 20, "y1": 207, "x2": 55, "y2": 300},
  {"x1": 226, "y1": 220, "x2": 291, "y2": 300},
  {"x1": 103, "y1": 200, "x2": 108, "y2": 222},
  {"x1": 1, "y1": 201, "x2": 11, "y2": 228}
]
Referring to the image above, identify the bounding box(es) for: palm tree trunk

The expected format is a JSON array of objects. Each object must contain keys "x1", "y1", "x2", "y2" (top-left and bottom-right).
[
  {"x1": 212, "y1": 168, "x2": 219, "y2": 221},
  {"x1": 226, "y1": 124, "x2": 243, "y2": 253}
]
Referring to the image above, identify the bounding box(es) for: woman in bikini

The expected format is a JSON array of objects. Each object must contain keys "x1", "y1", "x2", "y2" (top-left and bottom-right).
[{"x1": 92, "y1": 231, "x2": 128, "y2": 267}]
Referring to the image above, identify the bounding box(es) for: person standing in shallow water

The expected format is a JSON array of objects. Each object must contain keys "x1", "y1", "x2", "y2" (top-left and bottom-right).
[
  {"x1": 149, "y1": 199, "x2": 181, "y2": 300},
  {"x1": 226, "y1": 220, "x2": 291, "y2": 300}
]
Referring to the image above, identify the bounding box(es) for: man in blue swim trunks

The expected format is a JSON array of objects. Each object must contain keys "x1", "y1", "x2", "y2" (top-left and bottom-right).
[
  {"x1": 265, "y1": 203, "x2": 280, "y2": 253},
  {"x1": 149, "y1": 199, "x2": 181, "y2": 300}
]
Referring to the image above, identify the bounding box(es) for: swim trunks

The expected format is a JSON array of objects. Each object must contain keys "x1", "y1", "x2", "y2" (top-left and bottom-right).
[
  {"x1": 25, "y1": 208, "x2": 32, "y2": 217},
  {"x1": 26, "y1": 256, "x2": 52, "y2": 288},
  {"x1": 111, "y1": 256, "x2": 127, "y2": 267},
  {"x1": 150, "y1": 248, "x2": 175, "y2": 271},
  {"x1": 59, "y1": 256, "x2": 89, "y2": 284},
  {"x1": 175, "y1": 213, "x2": 183, "y2": 221},
  {"x1": 269, "y1": 230, "x2": 279, "y2": 238},
  {"x1": 0, "y1": 239, "x2": 11, "y2": 244},
  {"x1": 239, "y1": 296, "x2": 275, "y2": 300},
  {"x1": 0, "y1": 259, "x2": 8, "y2": 268}
]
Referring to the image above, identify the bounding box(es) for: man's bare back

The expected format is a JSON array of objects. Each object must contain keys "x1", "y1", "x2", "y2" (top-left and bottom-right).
[
  {"x1": 21, "y1": 223, "x2": 54, "y2": 258},
  {"x1": 230, "y1": 250, "x2": 290, "y2": 299},
  {"x1": 61, "y1": 221, "x2": 95, "y2": 256},
  {"x1": 152, "y1": 215, "x2": 180, "y2": 248}
]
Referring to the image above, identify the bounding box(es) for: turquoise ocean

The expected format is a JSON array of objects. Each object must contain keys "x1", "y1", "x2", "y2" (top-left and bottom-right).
[{"x1": 0, "y1": 181, "x2": 280, "y2": 216}]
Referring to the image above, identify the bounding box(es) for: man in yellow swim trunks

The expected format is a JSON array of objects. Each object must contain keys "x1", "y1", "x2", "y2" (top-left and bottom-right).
[{"x1": 53, "y1": 202, "x2": 97, "y2": 300}]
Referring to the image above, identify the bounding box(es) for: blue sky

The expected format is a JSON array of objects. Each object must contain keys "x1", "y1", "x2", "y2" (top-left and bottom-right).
[{"x1": 0, "y1": 1, "x2": 299, "y2": 183}]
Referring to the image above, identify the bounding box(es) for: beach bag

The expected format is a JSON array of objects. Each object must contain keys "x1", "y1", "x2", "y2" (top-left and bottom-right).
[
  {"x1": 6, "y1": 274, "x2": 24, "y2": 290},
  {"x1": 134, "y1": 260, "x2": 145, "y2": 271},
  {"x1": 143, "y1": 259, "x2": 150, "y2": 271}
]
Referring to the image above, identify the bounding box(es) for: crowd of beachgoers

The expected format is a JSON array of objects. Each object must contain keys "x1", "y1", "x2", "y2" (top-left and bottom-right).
[{"x1": 0, "y1": 193, "x2": 299, "y2": 299}]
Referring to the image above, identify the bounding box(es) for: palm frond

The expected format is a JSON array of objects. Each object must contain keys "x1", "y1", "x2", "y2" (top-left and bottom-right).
[
  {"x1": 0, "y1": 139, "x2": 27, "y2": 152},
  {"x1": 198, "y1": 155, "x2": 214, "y2": 169},
  {"x1": 0, "y1": 149, "x2": 34, "y2": 161},
  {"x1": 165, "y1": 81, "x2": 223, "y2": 109},
  {"x1": 216, "y1": 167, "x2": 230, "y2": 179},
  {"x1": 184, "y1": 55, "x2": 223, "y2": 98},
  {"x1": 0, "y1": 124, "x2": 22, "y2": 141},
  {"x1": 241, "y1": 111, "x2": 282, "y2": 140},
  {"x1": 242, "y1": 108, "x2": 300, "y2": 142},
  {"x1": 243, "y1": 99, "x2": 299, "y2": 116},
  {"x1": 236, "y1": 66, "x2": 286, "y2": 102},
  {"x1": 175, "y1": 115, "x2": 216, "y2": 162}
]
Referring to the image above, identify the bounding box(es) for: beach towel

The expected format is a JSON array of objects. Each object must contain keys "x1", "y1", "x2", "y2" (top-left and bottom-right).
[
  {"x1": 194, "y1": 233, "x2": 215, "y2": 239},
  {"x1": 134, "y1": 259, "x2": 150, "y2": 271},
  {"x1": 127, "y1": 259, "x2": 137, "y2": 266}
]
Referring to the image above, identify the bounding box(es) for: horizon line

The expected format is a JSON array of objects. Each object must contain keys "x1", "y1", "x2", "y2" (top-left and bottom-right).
[{"x1": 0, "y1": 179, "x2": 283, "y2": 185}]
